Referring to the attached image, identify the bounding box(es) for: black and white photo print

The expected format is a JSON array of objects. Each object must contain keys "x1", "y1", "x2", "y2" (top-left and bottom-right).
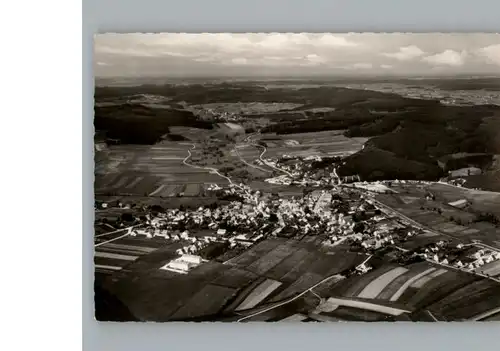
[{"x1": 94, "y1": 33, "x2": 500, "y2": 322}]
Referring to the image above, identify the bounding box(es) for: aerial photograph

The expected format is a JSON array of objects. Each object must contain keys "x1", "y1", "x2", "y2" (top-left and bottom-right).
[{"x1": 93, "y1": 33, "x2": 500, "y2": 322}]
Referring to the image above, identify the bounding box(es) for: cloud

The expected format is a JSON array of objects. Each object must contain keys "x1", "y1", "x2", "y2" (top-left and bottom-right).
[
  {"x1": 94, "y1": 33, "x2": 500, "y2": 77},
  {"x1": 476, "y1": 44, "x2": 500, "y2": 66},
  {"x1": 422, "y1": 50, "x2": 467, "y2": 67},
  {"x1": 382, "y1": 45, "x2": 425, "y2": 61},
  {"x1": 95, "y1": 33, "x2": 360, "y2": 58},
  {"x1": 193, "y1": 57, "x2": 217, "y2": 63},
  {"x1": 352, "y1": 63, "x2": 373, "y2": 69},
  {"x1": 305, "y1": 54, "x2": 328, "y2": 65},
  {"x1": 257, "y1": 33, "x2": 304, "y2": 48},
  {"x1": 231, "y1": 58, "x2": 248, "y2": 65},
  {"x1": 317, "y1": 34, "x2": 359, "y2": 47},
  {"x1": 97, "y1": 46, "x2": 156, "y2": 57},
  {"x1": 341, "y1": 63, "x2": 373, "y2": 70}
]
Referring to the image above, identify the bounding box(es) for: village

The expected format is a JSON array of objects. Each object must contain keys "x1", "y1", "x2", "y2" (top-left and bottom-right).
[{"x1": 95, "y1": 151, "x2": 500, "y2": 278}]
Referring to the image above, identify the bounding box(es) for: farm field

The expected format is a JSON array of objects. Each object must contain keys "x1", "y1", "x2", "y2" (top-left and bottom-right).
[
  {"x1": 95, "y1": 194, "x2": 228, "y2": 210},
  {"x1": 315, "y1": 297, "x2": 410, "y2": 316},
  {"x1": 95, "y1": 229, "x2": 500, "y2": 321},
  {"x1": 398, "y1": 268, "x2": 481, "y2": 310},
  {"x1": 257, "y1": 131, "x2": 367, "y2": 158},
  {"x1": 426, "y1": 279, "x2": 500, "y2": 320},
  {"x1": 330, "y1": 308, "x2": 393, "y2": 321},
  {"x1": 426, "y1": 183, "x2": 500, "y2": 219},
  {"x1": 331, "y1": 264, "x2": 399, "y2": 298},
  {"x1": 477, "y1": 259, "x2": 500, "y2": 277},
  {"x1": 96, "y1": 236, "x2": 371, "y2": 321},
  {"x1": 378, "y1": 264, "x2": 437, "y2": 301},
  {"x1": 95, "y1": 172, "x2": 227, "y2": 197},
  {"x1": 317, "y1": 257, "x2": 500, "y2": 318},
  {"x1": 375, "y1": 191, "x2": 500, "y2": 247},
  {"x1": 95, "y1": 140, "x2": 232, "y2": 194},
  {"x1": 189, "y1": 102, "x2": 303, "y2": 114},
  {"x1": 94, "y1": 232, "x2": 169, "y2": 274},
  {"x1": 101, "y1": 259, "x2": 231, "y2": 321},
  {"x1": 170, "y1": 284, "x2": 237, "y2": 320},
  {"x1": 235, "y1": 279, "x2": 283, "y2": 311},
  {"x1": 357, "y1": 267, "x2": 409, "y2": 299}
]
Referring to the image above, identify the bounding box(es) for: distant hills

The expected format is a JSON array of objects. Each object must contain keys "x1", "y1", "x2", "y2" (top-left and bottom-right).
[{"x1": 94, "y1": 82, "x2": 500, "y2": 188}]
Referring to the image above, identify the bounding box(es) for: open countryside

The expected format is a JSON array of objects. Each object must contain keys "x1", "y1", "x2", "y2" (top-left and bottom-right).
[{"x1": 94, "y1": 33, "x2": 500, "y2": 322}]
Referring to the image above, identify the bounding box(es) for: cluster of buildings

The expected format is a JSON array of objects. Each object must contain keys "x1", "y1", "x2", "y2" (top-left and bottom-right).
[
  {"x1": 327, "y1": 210, "x2": 419, "y2": 252},
  {"x1": 97, "y1": 151, "x2": 497, "y2": 277},
  {"x1": 263, "y1": 156, "x2": 341, "y2": 187},
  {"x1": 195, "y1": 108, "x2": 240, "y2": 123},
  {"x1": 113, "y1": 159, "x2": 438, "y2": 267},
  {"x1": 413, "y1": 241, "x2": 500, "y2": 273},
  {"x1": 265, "y1": 175, "x2": 293, "y2": 186},
  {"x1": 129, "y1": 226, "x2": 217, "y2": 256},
  {"x1": 115, "y1": 180, "x2": 397, "y2": 265},
  {"x1": 466, "y1": 249, "x2": 500, "y2": 271}
]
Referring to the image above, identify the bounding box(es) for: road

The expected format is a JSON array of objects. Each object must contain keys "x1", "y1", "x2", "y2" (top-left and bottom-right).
[
  {"x1": 426, "y1": 310, "x2": 439, "y2": 322},
  {"x1": 95, "y1": 141, "x2": 256, "y2": 248},
  {"x1": 474, "y1": 241, "x2": 500, "y2": 252},
  {"x1": 328, "y1": 236, "x2": 350, "y2": 247},
  {"x1": 233, "y1": 144, "x2": 271, "y2": 173},
  {"x1": 95, "y1": 224, "x2": 141, "y2": 238},
  {"x1": 181, "y1": 143, "x2": 259, "y2": 204},
  {"x1": 308, "y1": 289, "x2": 324, "y2": 304},
  {"x1": 182, "y1": 143, "x2": 242, "y2": 189},
  {"x1": 469, "y1": 306, "x2": 500, "y2": 321},
  {"x1": 424, "y1": 258, "x2": 500, "y2": 283},
  {"x1": 369, "y1": 197, "x2": 461, "y2": 242},
  {"x1": 371, "y1": 196, "x2": 500, "y2": 251},
  {"x1": 252, "y1": 143, "x2": 294, "y2": 178},
  {"x1": 368, "y1": 196, "x2": 500, "y2": 283},
  {"x1": 333, "y1": 167, "x2": 340, "y2": 183},
  {"x1": 237, "y1": 273, "x2": 343, "y2": 322},
  {"x1": 393, "y1": 243, "x2": 500, "y2": 283},
  {"x1": 434, "y1": 181, "x2": 500, "y2": 195},
  {"x1": 95, "y1": 230, "x2": 133, "y2": 248}
]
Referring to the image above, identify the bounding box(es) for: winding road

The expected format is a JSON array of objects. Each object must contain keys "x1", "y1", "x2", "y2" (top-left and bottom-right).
[
  {"x1": 181, "y1": 143, "x2": 252, "y2": 194},
  {"x1": 182, "y1": 143, "x2": 238, "y2": 186},
  {"x1": 233, "y1": 144, "x2": 271, "y2": 173},
  {"x1": 252, "y1": 143, "x2": 294, "y2": 178}
]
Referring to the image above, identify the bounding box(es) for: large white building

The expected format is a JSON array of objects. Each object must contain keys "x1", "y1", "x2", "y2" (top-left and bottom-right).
[
  {"x1": 181, "y1": 254, "x2": 203, "y2": 265},
  {"x1": 160, "y1": 254, "x2": 205, "y2": 274}
]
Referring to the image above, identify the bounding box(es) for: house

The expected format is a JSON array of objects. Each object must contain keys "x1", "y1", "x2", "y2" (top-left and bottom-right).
[
  {"x1": 217, "y1": 229, "x2": 227, "y2": 236},
  {"x1": 356, "y1": 263, "x2": 371, "y2": 274},
  {"x1": 135, "y1": 229, "x2": 152, "y2": 239}
]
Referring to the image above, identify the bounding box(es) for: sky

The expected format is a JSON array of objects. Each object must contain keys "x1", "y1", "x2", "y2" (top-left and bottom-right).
[{"x1": 94, "y1": 33, "x2": 500, "y2": 78}]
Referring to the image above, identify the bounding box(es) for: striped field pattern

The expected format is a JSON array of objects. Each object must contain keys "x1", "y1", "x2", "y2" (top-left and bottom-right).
[{"x1": 94, "y1": 233, "x2": 161, "y2": 274}]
